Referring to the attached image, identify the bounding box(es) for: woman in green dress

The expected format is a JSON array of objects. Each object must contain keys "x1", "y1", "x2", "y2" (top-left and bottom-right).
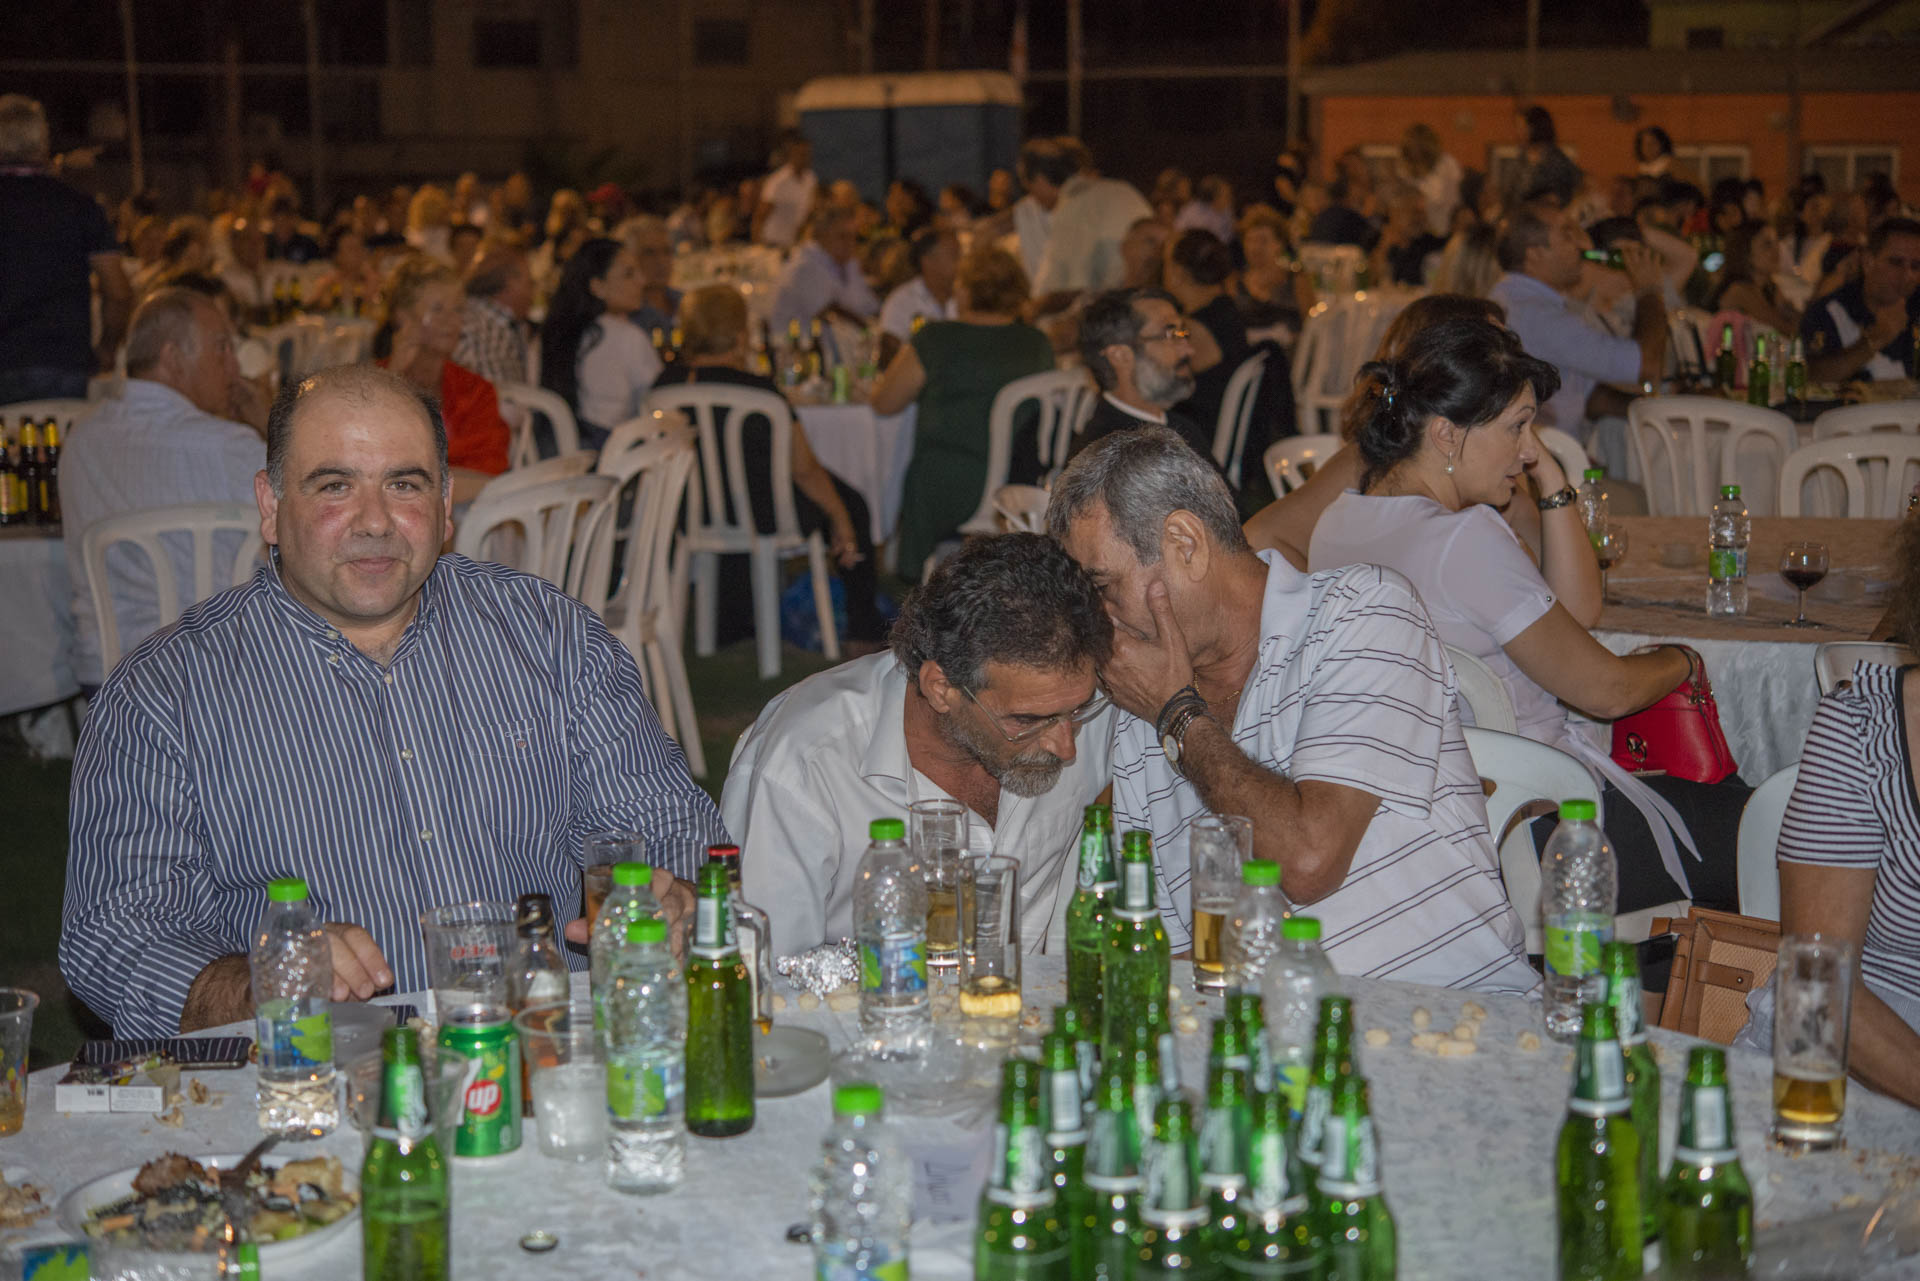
[{"x1": 871, "y1": 244, "x2": 1057, "y2": 575}]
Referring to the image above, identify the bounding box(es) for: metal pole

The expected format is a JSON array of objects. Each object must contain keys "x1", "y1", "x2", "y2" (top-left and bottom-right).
[
  {"x1": 1067, "y1": 0, "x2": 1083, "y2": 138},
  {"x1": 302, "y1": 0, "x2": 326, "y2": 214},
  {"x1": 1786, "y1": 0, "x2": 1805, "y2": 186},
  {"x1": 1285, "y1": 0, "x2": 1300, "y2": 145},
  {"x1": 1524, "y1": 0, "x2": 1540, "y2": 102},
  {"x1": 679, "y1": 0, "x2": 693, "y2": 196},
  {"x1": 118, "y1": 0, "x2": 144, "y2": 191}
]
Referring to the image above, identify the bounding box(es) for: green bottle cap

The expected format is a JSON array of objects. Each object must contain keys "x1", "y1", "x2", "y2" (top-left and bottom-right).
[
  {"x1": 870, "y1": 818, "x2": 905, "y2": 841},
  {"x1": 612, "y1": 861, "x2": 650, "y2": 887},
  {"x1": 1281, "y1": 915, "x2": 1321, "y2": 941},
  {"x1": 1243, "y1": 861, "x2": 1281, "y2": 888},
  {"x1": 1558, "y1": 798, "x2": 1598, "y2": 822},
  {"x1": 833, "y1": 1082, "x2": 884, "y2": 1116},
  {"x1": 267, "y1": 877, "x2": 309, "y2": 903},
  {"x1": 1583, "y1": 467, "x2": 1605, "y2": 482},
  {"x1": 628, "y1": 918, "x2": 667, "y2": 945},
  {"x1": 1720, "y1": 484, "x2": 1740, "y2": 500}
]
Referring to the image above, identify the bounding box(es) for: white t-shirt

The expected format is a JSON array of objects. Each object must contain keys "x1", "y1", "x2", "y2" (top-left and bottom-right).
[
  {"x1": 575, "y1": 315, "x2": 662, "y2": 433},
  {"x1": 878, "y1": 276, "x2": 958, "y2": 340},
  {"x1": 1310, "y1": 492, "x2": 1565, "y2": 746},
  {"x1": 1112, "y1": 552, "x2": 1539, "y2": 996},
  {"x1": 759, "y1": 165, "x2": 818, "y2": 248}
]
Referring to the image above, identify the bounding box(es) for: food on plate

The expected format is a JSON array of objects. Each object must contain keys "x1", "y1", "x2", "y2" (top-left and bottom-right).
[
  {"x1": 83, "y1": 1151, "x2": 357, "y2": 1249},
  {"x1": 0, "y1": 1172, "x2": 48, "y2": 1228}
]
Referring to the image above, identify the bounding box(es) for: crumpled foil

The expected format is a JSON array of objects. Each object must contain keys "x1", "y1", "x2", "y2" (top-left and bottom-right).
[{"x1": 776, "y1": 938, "x2": 859, "y2": 998}]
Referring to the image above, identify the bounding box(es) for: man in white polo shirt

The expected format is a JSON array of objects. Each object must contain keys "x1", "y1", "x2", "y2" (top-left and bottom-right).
[
  {"x1": 1048, "y1": 425, "x2": 1539, "y2": 995},
  {"x1": 753, "y1": 131, "x2": 818, "y2": 250},
  {"x1": 724, "y1": 534, "x2": 1115, "y2": 957}
]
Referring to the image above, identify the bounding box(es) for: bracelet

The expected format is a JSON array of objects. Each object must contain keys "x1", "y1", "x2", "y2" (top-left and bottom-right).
[
  {"x1": 1536, "y1": 485, "x2": 1578, "y2": 511},
  {"x1": 1162, "y1": 702, "x2": 1217, "y2": 774},
  {"x1": 1663, "y1": 643, "x2": 1700, "y2": 686},
  {"x1": 1154, "y1": 684, "x2": 1208, "y2": 739}
]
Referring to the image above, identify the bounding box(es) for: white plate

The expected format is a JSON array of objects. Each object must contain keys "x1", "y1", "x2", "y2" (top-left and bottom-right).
[{"x1": 56, "y1": 1152, "x2": 360, "y2": 1262}]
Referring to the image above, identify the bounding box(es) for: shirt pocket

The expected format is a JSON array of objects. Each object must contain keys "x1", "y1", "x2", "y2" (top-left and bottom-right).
[{"x1": 466, "y1": 718, "x2": 566, "y2": 844}]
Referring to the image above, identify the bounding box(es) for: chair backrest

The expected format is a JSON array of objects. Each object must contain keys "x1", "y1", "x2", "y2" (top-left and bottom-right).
[
  {"x1": 961, "y1": 369, "x2": 1094, "y2": 535},
  {"x1": 643, "y1": 382, "x2": 803, "y2": 544},
  {"x1": 1778, "y1": 435, "x2": 1920, "y2": 519},
  {"x1": 81, "y1": 503, "x2": 265, "y2": 671},
  {"x1": 1814, "y1": 641, "x2": 1919, "y2": 694},
  {"x1": 592, "y1": 426, "x2": 697, "y2": 623},
  {"x1": 1628, "y1": 396, "x2": 1776, "y2": 517},
  {"x1": 1812, "y1": 401, "x2": 1920, "y2": 440},
  {"x1": 991, "y1": 484, "x2": 1051, "y2": 534},
  {"x1": 0, "y1": 398, "x2": 92, "y2": 436},
  {"x1": 1536, "y1": 427, "x2": 1590, "y2": 483},
  {"x1": 1735, "y1": 763, "x2": 1798, "y2": 923},
  {"x1": 1461, "y1": 725, "x2": 1603, "y2": 956},
  {"x1": 496, "y1": 382, "x2": 582, "y2": 468},
  {"x1": 1290, "y1": 302, "x2": 1357, "y2": 435},
  {"x1": 1029, "y1": 368, "x2": 1099, "y2": 474},
  {"x1": 1446, "y1": 645, "x2": 1519, "y2": 734},
  {"x1": 1297, "y1": 244, "x2": 1364, "y2": 293},
  {"x1": 601, "y1": 407, "x2": 682, "y2": 460},
  {"x1": 482, "y1": 450, "x2": 597, "y2": 499},
  {"x1": 1212, "y1": 350, "x2": 1269, "y2": 487},
  {"x1": 1262, "y1": 434, "x2": 1341, "y2": 497},
  {"x1": 455, "y1": 472, "x2": 619, "y2": 593}
]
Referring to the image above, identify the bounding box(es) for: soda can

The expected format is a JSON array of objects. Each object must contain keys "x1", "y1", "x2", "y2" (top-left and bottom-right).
[{"x1": 438, "y1": 1005, "x2": 521, "y2": 1156}]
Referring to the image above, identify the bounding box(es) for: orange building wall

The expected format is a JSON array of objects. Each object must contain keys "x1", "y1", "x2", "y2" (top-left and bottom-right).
[{"x1": 1316, "y1": 91, "x2": 1920, "y2": 200}]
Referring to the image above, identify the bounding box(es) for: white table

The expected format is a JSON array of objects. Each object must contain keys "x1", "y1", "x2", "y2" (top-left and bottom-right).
[
  {"x1": 6, "y1": 960, "x2": 1919, "y2": 1278},
  {"x1": 0, "y1": 530, "x2": 77, "y2": 716},
  {"x1": 796, "y1": 402, "x2": 917, "y2": 544}
]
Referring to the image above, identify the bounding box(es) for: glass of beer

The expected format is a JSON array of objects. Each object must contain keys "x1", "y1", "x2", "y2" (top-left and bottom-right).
[
  {"x1": 1189, "y1": 815, "x2": 1253, "y2": 991},
  {"x1": 1771, "y1": 933, "x2": 1856, "y2": 1152},
  {"x1": 0, "y1": 989, "x2": 37, "y2": 1136},
  {"x1": 910, "y1": 799, "x2": 967, "y2": 970},
  {"x1": 957, "y1": 854, "x2": 1022, "y2": 1046},
  {"x1": 582, "y1": 830, "x2": 644, "y2": 931}
]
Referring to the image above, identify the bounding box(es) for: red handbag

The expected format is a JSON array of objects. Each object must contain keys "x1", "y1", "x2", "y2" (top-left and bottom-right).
[{"x1": 1610, "y1": 645, "x2": 1739, "y2": 784}]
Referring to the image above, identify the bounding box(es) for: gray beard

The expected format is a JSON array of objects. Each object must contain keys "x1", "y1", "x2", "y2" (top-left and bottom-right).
[
  {"x1": 1137, "y1": 355, "x2": 1195, "y2": 408},
  {"x1": 940, "y1": 711, "x2": 1068, "y2": 799}
]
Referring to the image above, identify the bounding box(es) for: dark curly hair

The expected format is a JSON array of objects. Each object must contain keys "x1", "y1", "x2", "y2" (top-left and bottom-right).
[
  {"x1": 1348, "y1": 312, "x2": 1560, "y2": 490},
  {"x1": 538, "y1": 236, "x2": 623, "y2": 417},
  {"x1": 1167, "y1": 229, "x2": 1234, "y2": 287},
  {"x1": 889, "y1": 533, "x2": 1112, "y2": 691}
]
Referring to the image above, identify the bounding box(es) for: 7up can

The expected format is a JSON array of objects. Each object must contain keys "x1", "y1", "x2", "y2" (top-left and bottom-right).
[{"x1": 438, "y1": 1006, "x2": 521, "y2": 1156}]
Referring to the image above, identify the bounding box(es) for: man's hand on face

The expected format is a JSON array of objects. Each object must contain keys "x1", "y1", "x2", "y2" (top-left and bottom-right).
[
  {"x1": 1099, "y1": 578, "x2": 1196, "y2": 722},
  {"x1": 324, "y1": 922, "x2": 394, "y2": 1002}
]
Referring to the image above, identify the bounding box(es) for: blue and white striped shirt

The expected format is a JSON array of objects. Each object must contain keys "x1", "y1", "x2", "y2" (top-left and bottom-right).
[{"x1": 62, "y1": 553, "x2": 727, "y2": 1038}]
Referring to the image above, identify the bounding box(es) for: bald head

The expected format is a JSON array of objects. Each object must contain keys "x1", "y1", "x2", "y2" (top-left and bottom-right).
[
  {"x1": 125, "y1": 288, "x2": 239, "y2": 418},
  {"x1": 265, "y1": 363, "x2": 446, "y2": 496}
]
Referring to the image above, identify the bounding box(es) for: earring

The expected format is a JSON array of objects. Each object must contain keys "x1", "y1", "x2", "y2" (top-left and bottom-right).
[{"x1": 1445, "y1": 452, "x2": 1455, "y2": 476}]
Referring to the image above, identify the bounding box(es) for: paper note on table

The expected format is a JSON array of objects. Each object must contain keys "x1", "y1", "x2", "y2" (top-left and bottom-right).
[{"x1": 904, "y1": 1123, "x2": 993, "y2": 1224}]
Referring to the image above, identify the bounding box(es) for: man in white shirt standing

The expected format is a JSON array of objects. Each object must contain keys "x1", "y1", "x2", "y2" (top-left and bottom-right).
[
  {"x1": 877, "y1": 228, "x2": 959, "y2": 361},
  {"x1": 725, "y1": 534, "x2": 1116, "y2": 958},
  {"x1": 1025, "y1": 137, "x2": 1152, "y2": 314},
  {"x1": 768, "y1": 205, "x2": 880, "y2": 335},
  {"x1": 1047, "y1": 426, "x2": 1539, "y2": 996},
  {"x1": 60, "y1": 288, "x2": 266, "y2": 688},
  {"x1": 754, "y1": 130, "x2": 819, "y2": 250}
]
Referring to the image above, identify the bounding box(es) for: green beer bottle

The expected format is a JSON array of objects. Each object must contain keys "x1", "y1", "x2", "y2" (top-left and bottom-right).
[
  {"x1": 1601, "y1": 941, "x2": 1660, "y2": 1243},
  {"x1": 976, "y1": 1058, "x2": 1071, "y2": 1281},
  {"x1": 1746, "y1": 334, "x2": 1770, "y2": 407},
  {"x1": 1557, "y1": 1003, "x2": 1643, "y2": 1281},
  {"x1": 1319, "y1": 1075, "x2": 1395, "y2": 1281},
  {"x1": 685, "y1": 860, "x2": 754, "y2": 1137},
  {"x1": 1199, "y1": 1035, "x2": 1254, "y2": 1265},
  {"x1": 1125, "y1": 1003, "x2": 1168, "y2": 1151},
  {"x1": 1055, "y1": 1002, "x2": 1099, "y2": 1124},
  {"x1": 1226, "y1": 992, "x2": 1274, "y2": 1095},
  {"x1": 1134, "y1": 1096, "x2": 1213, "y2": 1278},
  {"x1": 1067, "y1": 804, "x2": 1119, "y2": 1033},
  {"x1": 1297, "y1": 996, "x2": 1355, "y2": 1200},
  {"x1": 1040, "y1": 1026, "x2": 1090, "y2": 1205},
  {"x1": 362, "y1": 1026, "x2": 450, "y2": 1281},
  {"x1": 1714, "y1": 323, "x2": 1738, "y2": 392},
  {"x1": 1660, "y1": 1047, "x2": 1753, "y2": 1280},
  {"x1": 1223, "y1": 1085, "x2": 1325, "y2": 1278},
  {"x1": 1783, "y1": 337, "x2": 1807, "y2": 407},
  {"x1": 1079, "y1": 1056, "x2": 1143, "y2": 1281},
  {"x1": 1103, "y1": 830, "x2": 1172, "y2": 1055}
]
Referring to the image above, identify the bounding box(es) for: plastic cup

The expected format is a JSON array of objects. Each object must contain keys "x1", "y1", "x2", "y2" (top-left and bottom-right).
[
  {"x1": 419, "y1": 901, "x2": 517, "y2": 1018},
  {"x1": 0, "y1": 989, "x2": 38, "y2": 1136},
  {"x1": 513, "y1": 1002, "x2": 607, "y2": 1161}
]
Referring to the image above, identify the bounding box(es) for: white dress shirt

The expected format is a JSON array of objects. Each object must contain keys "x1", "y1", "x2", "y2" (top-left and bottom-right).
[
  {"x1": 768, "y1": 242, "x2": 880, "y2": 335},
  {"x1": 759, "y1": 165, "x2": 819, "y2": 249},
  {"x1": 725, "y1": 651, "x2": 1115, "y2": 958},
  {"x1": 59, "y1": 380, "x2": 265, "y2": 685},
  {"x1": 1032, "y1": 174, "x2": 1153, "y2": 296},
  {"x1": 878, "y1": 276, "x2": 958, "y2": 341},
  {"x1": 1011, "y1": 194, "x2": 1052, "y2": 281}
]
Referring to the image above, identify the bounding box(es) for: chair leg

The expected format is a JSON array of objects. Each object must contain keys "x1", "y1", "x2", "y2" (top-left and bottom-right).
[
  {"x1": 655, "y1": 633, "x2": 707, "y2": 779},
  {"x1": 750, "y1": 540, "x2": 781, "y2": 681},
  {"x1": 808, "y1": 533, "x2": 841, "y2": 662},
  {"x1": 692, "y1": 550, "x2": 718, "y2": 657}
]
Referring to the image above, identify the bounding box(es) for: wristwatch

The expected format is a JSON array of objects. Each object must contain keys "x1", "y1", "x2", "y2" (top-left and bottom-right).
[
  {"x1": 1155, "y1": 685, "x2": 1211, "y2": 775},
  {"x1": 1537, "y1": 485, "x2": 1578, "y2": 511}
]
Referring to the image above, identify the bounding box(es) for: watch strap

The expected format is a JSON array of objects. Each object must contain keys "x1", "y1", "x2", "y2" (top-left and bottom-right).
[
  {"x1": 1537, "y1": 485, "x2": 1578, "y2": 511},
  {"x1": 1154, "y1": 684, "x2": 1208, "y2": 740}
]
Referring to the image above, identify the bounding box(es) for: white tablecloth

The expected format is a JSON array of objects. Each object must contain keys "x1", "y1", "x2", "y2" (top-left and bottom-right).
[
  {"x1": 0, "y1": 532, "x2": 77, "y2": 716},
  {"x1": 7, "y1": 960, "x2": 1919, "y2": 1279},
  {"x1": 796, "y1": 403, "x2": 917, "y2": 544}
]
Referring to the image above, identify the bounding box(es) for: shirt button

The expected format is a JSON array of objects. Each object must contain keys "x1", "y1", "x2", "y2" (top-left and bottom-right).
[
  {"x1": 327, "y1": 654, "x2": 340, "y2": 666},
  {"x1": 419, "y1": 829, "x2": 433, "y2": 841},
  {"x1": 384, "y1": 673, "x2": 395, "y2": 686},
  {"x1": 401, "y1": 749, "x2": 414, "y2": 761}
]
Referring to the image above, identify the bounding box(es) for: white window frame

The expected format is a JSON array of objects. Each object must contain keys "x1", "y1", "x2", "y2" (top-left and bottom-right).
[
  {"x1": 1804, "y1": 145, "x2": 1900, "y2": 190},
  {"x1": 1670, "y1": 145, "x2": 1750, "y2": 187}
]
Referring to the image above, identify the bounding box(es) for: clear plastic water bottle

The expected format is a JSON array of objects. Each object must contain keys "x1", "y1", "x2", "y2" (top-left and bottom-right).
[
  {"x1": 1577, "y1": 467, "x2": 1609, "y2": 545},
  {"x1": 853, "y1": 818, "x2": 931, "y2": 1058},
  {"x1": 1707, "y1": 484, "x2": 1750, "y2": 617},
  {"x1": 591, "y1": 861, "x2": 661, "y2": 1032},
  {"x1": 1259, "y1": 915, "x2": 1338, "y2": 1124},
  {"x1": 808, "y1": 1082, "x2": 912, "y2": 1279},
  {"x1": 1541, "y1": 799, "x2": 1617, "y2": 1043},
  {"x1": 249, "y1": 876, "x2": 338, "y2": 1138},
  {"x1": 1222, "y1": 860, "x2": 1287, "y2": 994},
  {"x1": 603, "y1": 918, "x2": 685, "y2": 1194}
]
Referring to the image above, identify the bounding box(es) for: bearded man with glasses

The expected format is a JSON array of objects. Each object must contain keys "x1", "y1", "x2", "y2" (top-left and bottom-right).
[
  {"x1": 724, "y1": 533, "x2": 1115, "y2": 957},
  {"x1": 1068, "y1": 287, "x2": 1216, "y2": 464}
]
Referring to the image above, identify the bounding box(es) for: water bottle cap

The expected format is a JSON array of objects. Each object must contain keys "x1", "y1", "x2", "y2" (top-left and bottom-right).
[
  {"x1": 266, "y1": 877, "x2": 309, "y2": 903},
  {"x1": 1720, "y1": 485, "x2": 1740, "y2": 500},
  {"x1": 1281, "y1": 916, "x2": 1321, "y2": 941},
  {"x1": 1582, "y1": 468, "x2": 1605, "y2": 482},
  {"x1": 1558, "y1": 798, "x2": 1598, "y2": 822},
  {"x1": 869, "y1": 818, "x2": 905, "y2": 841},
  {"x1": 1242, "y1": 860, "x2": 1280, "y2": 888},
  {"x1": 611, "y1": 861, "x2": 651, "y2": 887},
  {"x1": 627, "y1": 918, "x2": 667, "y2": 945},
  {"x1": 834, "y1": 1082, "x2": 885, "y2": 1116}
]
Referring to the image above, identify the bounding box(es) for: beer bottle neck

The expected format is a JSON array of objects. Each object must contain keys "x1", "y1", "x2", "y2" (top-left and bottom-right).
[
  {"x1": 375, "y1": 1056, "x2": 430, "y2": 1141},
  {"x1": 1140, "y1": 1130, "x2": 1206, "y2": 1224},
  {"x1": 1570, "y1": 1037, "x2": 1631, "y2": 1116},
  {"x1": 690, "y1": 891, "x2": 735, "y2": 959},
  {"x1": 1116, "y1": 855, "x2": 1157, "y2": 916},
  {"x1": 1674, "y1": 1081, "x2": 1739, "y2": 1162},
  {"x1": 1317, "y1": 1106, "x2": 1381, "y2": 1198},
  {"x1": 986, "y1": 1119, "x2": 1054, "y2": 1206}
]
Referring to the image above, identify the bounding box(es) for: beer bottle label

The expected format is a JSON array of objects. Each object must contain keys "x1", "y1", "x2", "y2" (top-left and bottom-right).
[
  {"x1": 986, "y1": 1122, "x2": 1052, "y2": 1207},
  {"x1": 1543, "y1": 912, "x2": 1611, "y2": 979},
  {"x1": 1675, "y1": 1085, "x2": 1737, "y2": 1163},
  {"x1": 1198, "y1": 1108, "x2": 1245, "y2": 1190},
  {"x1": 1047, "y1": 1069, "x2": 1086, "y2": 1144},
  {"x1": 692, "y1": 896, "x2": 730, "y2": 958},
  {"x1": 1158, "y1": 1031, "x2": 1182, "y2": 1092},
  {"x1": 1140, "y1": 1138, "x2": 1207, "y2": 1228},
  {"x1": 1319, "y1": 1114, "x2": 1381, "y2": 1198},
  {"x1": 374, "y1": 1064, "x2": 429, "y2": 1142},
  {"x1": 1076, "y1": 834, "x2": 1104, "y2": 889},
  {"x1": 1298, "y1": 1083, "x2": 1330, "y2": 1167},
  {"x1": 1074, "y1": 1038, "x2": 1098, "y2": 1106},
  {"x1": 1247, "y1": 1131, "x2": 1302, "y2": 1213},
  {"x1": 1122, "y1": 860, "x2": 1153, "y2": 912}
]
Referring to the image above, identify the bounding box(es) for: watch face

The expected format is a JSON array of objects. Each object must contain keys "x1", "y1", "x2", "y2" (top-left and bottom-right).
[{"x1": 1160, "y1": 731, "x2": 1181, "y2": 766}]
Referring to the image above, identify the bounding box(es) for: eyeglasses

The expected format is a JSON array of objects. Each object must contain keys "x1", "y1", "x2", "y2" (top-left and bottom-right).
[
  {"x1": 961, "y1": 686, "x2": 1110, "y2": 744},
  {"x1": 1143, "y1": 324, "x2": 1191, "y2": 344}
]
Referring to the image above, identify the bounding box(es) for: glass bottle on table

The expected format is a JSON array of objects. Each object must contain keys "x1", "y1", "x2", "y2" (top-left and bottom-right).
[
  {"x1": 1223, "y1": 1082, "x2": 1325, "y2": 1279},
  {"x1": 684, "y1": 859, "x2": 754, "y2": 1138},
  {"x1": 1746, "y1": 333, "x2": 1771, "y2": 406},
  {"x1": 1296, "y1": 994, "x2": 1355, "y2": 1201},
  {"x1": 1601, "y1": 941, "x2": 1660, "y2": 1244},
  {"x1": 975, "y1": 1057, "x2": 1071, "y2": 1280},
  {"x1": 1557, "y1": 1002, "x2": 1643, "y2": 1281},
  {"x1": 1123, "y1": 1002, "x2": 1169, "y2": 1158},
  {"x1": 1783, "y1": 337, "x2": 1807, "y2": 410},
  {"x1": 1660, "y1": 1046, "x2": 1753, "y2": 1279},
  {"x1": 1066, "y1": 803, "x2": 1119, "y2": 1034},
  {"x1": 1714, "y1": 322, "x2": 1738, "y2": 392},
  {"x1": 1318, "y1": 1074, "x2": 1396, "y2": 1281},
  {"x1": 1054, "y1": 1002, "x2": 1099, "y2": 1125},
  {"x1": 362, "y1": 1026, "x2": 449, "y2": 1281},
  {"x1": 706, "y1": 844, "x2": 773, "y2": 1032},
  {"x1": 1040, "y1": 1025, "x2": 1091, "y2": 1256},
  {"x1": 1133, "y1": 1096, "x2": 1212, "y2": 1279},
  {"x1": 509, "y1": 893, "x2": 569, "y2": 1014},
  {"x1": 1226, "y1": 990, "x2": 1275, "y2": 1095},
  {"x1": 1102, "y1": 830, "x2": 1171, "y2": 1056},
  {"x1": 1198, "y1": 1033, "x2": 1253, "y2": 1261},
  {"x1": 1077, "y1": 1056, "x2": 1141, "y2": 1281}
]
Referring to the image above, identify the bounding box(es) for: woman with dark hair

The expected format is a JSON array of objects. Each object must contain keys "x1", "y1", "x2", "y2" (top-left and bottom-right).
[
  {"x1": 373, "y1": 254, "x2": 509, "y2": 502},
  {"x1": 1633, "y1": 125, "x2": 1675, "y2": 179},
  {"x1": 1160, "y1": 229, "x2": 1251, "y2": 433},
  {"x1": 882, "y1": 178, "x2": 934, "y2": 240},
  {"x1": 538, "y1": 237, "x2": 660, "y2": 449},
  {"x1": 1710, "y1": 220, "x2": 1801, "y2": 335},
  {"x1": 1308, "y1": 313, "x2": 1747, "y2": 914}
]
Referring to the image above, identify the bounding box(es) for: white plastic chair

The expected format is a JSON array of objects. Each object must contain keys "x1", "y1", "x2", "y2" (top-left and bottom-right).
[
  {"x1": 959, "y1": 370, "x2": 1098, "y2": 538},
  {"x1": 1778, "y1": 436, "x2": 1920, "y2": 519},
  {"x1": 455, "y1": 472, "x2": 619, "y2": 595},
  {"x1": 81, "y1": 503, "x2": 266, "y2": 671},
  {"x1": 475, "y1": 451, "x2": 597, "y2": 500},
  {"x1": 1537, "y1": 427, "x2": 1590, "y2": 483},
  {"x1": 1814, "y1": 641, "x2": 1919, "y2": 695},
  {"x1": 0, "y1": 398, "x2": 92, "y2": 436},
  {"x1": 1030, "y1": 368, "x2": 1098, "y2": 476},
  {"x1": 1212, "y1": 350, "x2": 1269, "y2": 488},
  {"x1": 1714, "y1": 403, "x2": 1799, "y2": 517},
  {"x1": 1290, "y1": 303, "x2": 1356, "y2": 436},
  {"x1": 991, "y1": 484, "x2": 1051, "y2": 534},
  {"x1": 1461, "y1": 726, "x2": 1601, "y2": 957},
  {"x1": 1735, "y1": 763, "x2": 1798, "y2": 923},
  {"x1": 1446, "y1": 646, "x2": 1518, "y2": 734},
  {"x1": 496, "y1": 382, "x2": 582, "y2": 468},
  {"x1": 1262, "y1": 434, "x2": 1341, "y2": 497},
  {"x1": 1297, "y1": 244, "x2": 1364, "y2": 294},
  {"x1": 1627, "y1": 396, "x2": 1794, "y2": 517},
  {"x1": 648, "y1": 382, "x2": 839, "y2": 681},
  {"x1": 1811, "y1": 402, "x2": 1920, "y2": 440}
]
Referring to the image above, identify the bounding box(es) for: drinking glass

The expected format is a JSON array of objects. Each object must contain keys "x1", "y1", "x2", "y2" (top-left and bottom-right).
[
  {"x1": 1594, "y1": 523, "x2": 1628, "y2": 606},
  {"x1": 1780, "y1": 541, "x2": 1829, "y2": 628},
  {"x1": 0, "y1": 989, "x2": 38, "y2": 1136},
  {"x1": 582, "y1": 863, "x2": 614, "y2": 933},
  {"x1": 957, "y1": 854, "x2": 1021, "y2": 1046},
  {"x1": 1189, "y1": 816, "x2": 1253, "y2": 992},
  {"x1": 419, "y1": 901, "x2": 517, "y2": 1019},
  {"x1": 910, "y1": 799, "x2": 967, "y2": 970},
  {"x1": 582, "y1": 830, "x2": 645, "y2": 933},
  {"x1": 513, "y1": 1002, "x2": 608, "y2": 1161},
  {"x1": 1772, "y1": 933, "x2": 1856, "y2": 1152}
]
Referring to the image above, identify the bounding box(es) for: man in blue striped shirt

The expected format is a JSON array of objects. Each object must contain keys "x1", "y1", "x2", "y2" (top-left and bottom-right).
[{"x1": 63, "y1": 363, "x2": 727, "y2": 1038}]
